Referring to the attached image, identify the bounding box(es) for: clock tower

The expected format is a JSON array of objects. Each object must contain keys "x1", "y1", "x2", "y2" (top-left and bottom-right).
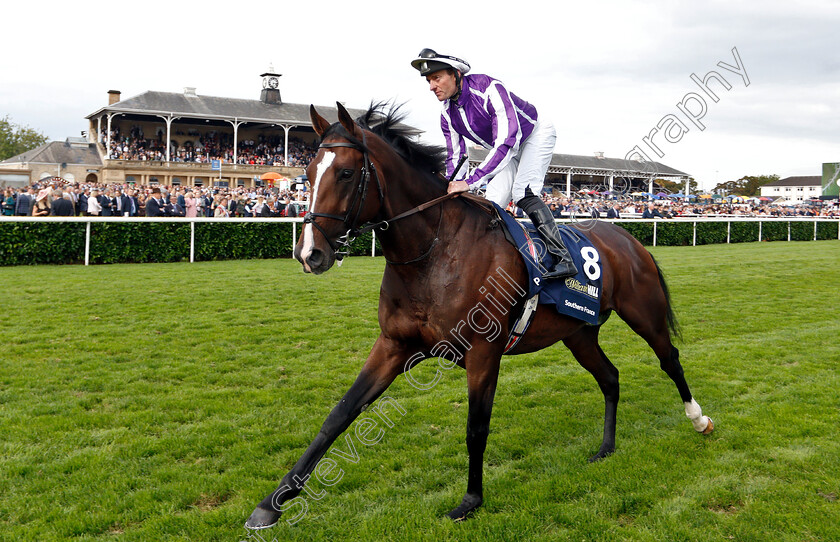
[{"x1": 260, "y1": 64, "x2": 282, "y2": 105}]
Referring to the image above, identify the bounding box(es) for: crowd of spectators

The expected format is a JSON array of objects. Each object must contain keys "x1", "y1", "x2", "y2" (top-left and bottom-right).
[
  {"x1": 101, "y1": 127, "x2": 317, "y2": 167},
  {"x1": 525, "y1": 194, "x2": 839, "y2": 219},
  {"x1": 3, "y1": 181, "x2": 838, "y2": 219},
  {"x1": 2, "y1": 181, "x2": 311, "y2": 218}
]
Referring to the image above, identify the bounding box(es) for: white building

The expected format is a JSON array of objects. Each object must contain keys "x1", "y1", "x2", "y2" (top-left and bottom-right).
[{"x1": 760, "y1": 176, "x2": 822, "y2": 203}]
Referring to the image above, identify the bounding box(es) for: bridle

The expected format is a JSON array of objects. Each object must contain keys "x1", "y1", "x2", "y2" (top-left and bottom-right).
[
  {"x1": 303, "y1": 131, "x2": 384, "y2": 262},
  {"x1": 303, "y1": 130, "x2": 466, "y2": 263}
]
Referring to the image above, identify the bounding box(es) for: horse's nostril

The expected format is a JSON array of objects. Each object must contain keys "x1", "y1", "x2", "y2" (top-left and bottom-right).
[{"x1": 307, "y1": 249, "x2": 325, "y2": 268}]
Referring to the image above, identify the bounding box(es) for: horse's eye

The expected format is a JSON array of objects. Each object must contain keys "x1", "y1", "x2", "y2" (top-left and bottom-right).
[{"x1": 338, "y1": 169, "x2": 354, "y2": 181}]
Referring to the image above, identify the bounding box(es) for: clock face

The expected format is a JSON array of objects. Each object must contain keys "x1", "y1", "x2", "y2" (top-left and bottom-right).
[{"x1": 267, "y1": 77, "x2": 279, "y2": 89}]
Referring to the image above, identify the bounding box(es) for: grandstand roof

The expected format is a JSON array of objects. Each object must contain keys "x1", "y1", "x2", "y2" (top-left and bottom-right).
[
  {"x1": 468, "y1": 148, "x2": 689, "y2": 179},
  {"x1": 1, "y1": 138, "x2": 102, "y2": 166},
  {"x1": 86, "y1": 90, "x2": 368, "y2": 126},
  {"x1": 763, "y1": 176, "x2": 821, "y2": 187}
]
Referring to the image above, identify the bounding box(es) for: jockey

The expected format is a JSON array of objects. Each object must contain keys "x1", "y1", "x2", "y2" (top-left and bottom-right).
[{"x1": 411, "y1": 48, "x2": 577, "y2": 279}]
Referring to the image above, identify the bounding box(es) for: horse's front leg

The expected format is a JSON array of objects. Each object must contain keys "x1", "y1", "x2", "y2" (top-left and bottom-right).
[
  {"x1": 448, "y1": 346, "x2": 503, "y2": 521},
  {"x1": 246, "y1": 335, "x2": 407, "y2": 530}
]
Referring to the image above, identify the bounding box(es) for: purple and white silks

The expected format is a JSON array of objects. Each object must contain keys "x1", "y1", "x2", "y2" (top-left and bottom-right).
[{"x1": 440, "y1": 73, "x2": 539, "y2": 188}]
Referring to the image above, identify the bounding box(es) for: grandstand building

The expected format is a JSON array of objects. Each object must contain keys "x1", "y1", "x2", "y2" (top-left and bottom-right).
[{"x1": 2, "y1": 66, "x2": 691, "y2": 194}]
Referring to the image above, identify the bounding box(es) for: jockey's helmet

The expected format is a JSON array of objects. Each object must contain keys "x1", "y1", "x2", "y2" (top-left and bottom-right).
[{"x1": 411, "y1": 48, "x2": 471, "y2": 76}]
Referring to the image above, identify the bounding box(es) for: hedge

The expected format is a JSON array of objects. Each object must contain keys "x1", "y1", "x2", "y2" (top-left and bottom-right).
[
  {"x1": 0, "y1": 219, "x2": 835, "y2": 266},
  {"x1": 0, "y1": 223, "x2": 87, "y2": 266}
]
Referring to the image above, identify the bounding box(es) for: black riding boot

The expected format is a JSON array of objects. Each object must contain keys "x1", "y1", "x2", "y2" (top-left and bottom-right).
[{"x1": 517, "y1": 194, "x2": 578, "y2": 279}]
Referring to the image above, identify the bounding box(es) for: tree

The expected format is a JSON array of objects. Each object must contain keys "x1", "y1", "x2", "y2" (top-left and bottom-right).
[
  {"x1": 0, "y1": 115, "x2": 48, "y2": 161},
  {"x1": 713, "y1": 175, "x2": 779, "y2": 196},
  {"x1": 656, "y1": 177, "x2": 699, "y2": 194}
]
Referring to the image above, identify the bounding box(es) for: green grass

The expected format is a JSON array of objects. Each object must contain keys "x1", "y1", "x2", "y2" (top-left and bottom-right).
[{"x1": 1, "y1": 241, "x2": 838, "y2": 541}]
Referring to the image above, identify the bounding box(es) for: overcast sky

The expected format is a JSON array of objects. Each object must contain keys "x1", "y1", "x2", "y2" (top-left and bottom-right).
[{"x1": 1, "y1": 0, "x2": 837, "y2": 190}]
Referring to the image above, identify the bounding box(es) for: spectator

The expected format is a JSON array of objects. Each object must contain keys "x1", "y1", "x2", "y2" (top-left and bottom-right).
[
  {"x1": 15, "y1": 186, "x2": 34, "y2": 216},
  {"x1": 214, "y1": 199, "x2": 230, "y2": 217},
  {"x1": 114, "y1": 189, "x2": 130, "y2": 217},
  {"x1": 185, "y1": 190, "x2": 198, "y2": 218},
  {"x1": 252, "y1": 195, "x2": 271, "y2": 217},
  {"x1": 642, "y1": 203, "x2": 664, "y2": 219},
  {"x1": 32, "y1": 189, "x2": 51, "y2": 217},
  {"x1": 145, "y1": 188, "x2": 166, "y2": 217},
  {"x1": 50, "y1": 190, "x2": 75, "y2": 216},
  {"x1": 286, "y1": 199, "x2": 299, "y2": 218},
  {"x1": 87, "y1": 189, "x2": 102, "y2": 216},
  {"x1": 128, "y1": 190, "x2": 139, "y2": 217},
  {"x1": 275, "y1": 196, "x2": 287, "y2": 217},
  {"x1": 136, "y1": 192, "x2": 147, "y2": 217},
  {"x1": 70, "y1": 187, "x2": 82, "y2": 215},
  {"x1": 99, "y1": 188, "x2": 113, "y2": 217},
  {"x1": 78, "y1": 189, "x2": 90, "y2": 216},
  {"x1": 165, "y1": 195, "x2": 185, "y2": 217},
  {"x1": 2, "y1": 188, "x2": 15, "y2": 216},
  {"x1": 204, "y1": 192, "x2": 214, "y2": 217},
  {"x1": 242, "y1": 197, "x2": 255, "y2": 217}
]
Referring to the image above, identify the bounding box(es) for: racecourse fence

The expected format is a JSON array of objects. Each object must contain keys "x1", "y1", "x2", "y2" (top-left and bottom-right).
[{"x1": 0, "y1": 216, "x2": 838, "y2": 266}]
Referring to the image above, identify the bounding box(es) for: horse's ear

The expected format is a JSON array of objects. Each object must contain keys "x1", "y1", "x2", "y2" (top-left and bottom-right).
[
  {"x1": 310, "y1": 105, "x2": 331, "y2": 137},
  {"x1": 336, "y1": 102, "x2": 363, "y2": 139}
]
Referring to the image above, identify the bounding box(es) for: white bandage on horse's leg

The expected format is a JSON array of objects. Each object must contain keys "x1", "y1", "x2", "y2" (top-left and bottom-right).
[{"x1": 684, "y1": 399, "x2": 710, "y2": 432}]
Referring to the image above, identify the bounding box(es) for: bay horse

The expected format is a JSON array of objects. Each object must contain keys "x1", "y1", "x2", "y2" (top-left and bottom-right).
[{"x1": 245, "y1": 102, "x2": 713, "y2": 529}]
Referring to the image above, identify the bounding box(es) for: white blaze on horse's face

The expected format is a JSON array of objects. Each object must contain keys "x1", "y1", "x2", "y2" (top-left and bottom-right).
[{"x1": 299, "y1": 151, "x2": 336, "y2": 269}]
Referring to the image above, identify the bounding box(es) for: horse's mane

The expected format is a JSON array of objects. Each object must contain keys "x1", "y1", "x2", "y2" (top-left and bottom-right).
[
  {"x1": 322, "y1": 102, "x2": 448, "y2": 182},
  {"x1": 322, "y1": 102, "x2": 496, "y2": 214}
]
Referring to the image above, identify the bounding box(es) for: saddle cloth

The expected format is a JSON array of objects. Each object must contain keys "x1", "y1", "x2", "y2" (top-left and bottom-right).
[{"x1": 492, "y1": 203, "x2": 603, "y2": 327}]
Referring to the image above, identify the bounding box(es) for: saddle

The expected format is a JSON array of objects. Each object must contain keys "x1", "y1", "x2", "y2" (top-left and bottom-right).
[{"x1": 488, "y1": 203, "x2": 604, "y2": 350}]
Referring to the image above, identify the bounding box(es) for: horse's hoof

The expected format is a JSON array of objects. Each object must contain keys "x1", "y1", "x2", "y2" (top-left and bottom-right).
[
  {"x1": 245, "y1": 507, "x2": 281, "y2": 530},
  {"x1": 447, "y1": 494, "x2": 483, "y2": 521},
  {"x1": 588, "y1": 448, "x2": 614, "y2": 463},
  {"x1": 701, "y1": 417, "x2": 714, "y2": 435}
]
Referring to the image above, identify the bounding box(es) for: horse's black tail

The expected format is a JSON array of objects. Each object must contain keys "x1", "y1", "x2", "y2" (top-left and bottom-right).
[{"x1": 651, "y1": 255, "x2": 682, "y2": 341}]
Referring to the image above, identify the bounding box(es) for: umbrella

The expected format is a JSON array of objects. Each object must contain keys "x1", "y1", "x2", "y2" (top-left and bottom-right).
[
  {"x1": 656, "y1": 192, "x2": 669, "y2": 197},
  {"x1": 759, "y1": 197, "x2": 772, "y2": 201},
  {"x1": 260, "y1": 172, "x2": 284, "y2": 180},
  {"x1": 669, "y1": 192, "x2": 686, "y2": 198}
]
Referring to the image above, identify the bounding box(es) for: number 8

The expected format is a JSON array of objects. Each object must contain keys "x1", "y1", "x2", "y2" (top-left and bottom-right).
[{"x1": 580, "y1": 247, "x2": 601, "y2": 280}]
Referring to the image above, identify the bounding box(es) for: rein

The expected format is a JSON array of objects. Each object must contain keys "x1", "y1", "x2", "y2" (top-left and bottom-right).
[
  {"x1": 304, "y1": 136, "x2": 465, "y2": 263},
  {"x1": 358, "y1": 190, "x2": 462, "y2": 236}
]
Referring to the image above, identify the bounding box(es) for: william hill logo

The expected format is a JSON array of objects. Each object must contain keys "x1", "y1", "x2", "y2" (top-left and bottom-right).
[{"x1": 565, "y1": 277, "x2": 600, "y2": 299}]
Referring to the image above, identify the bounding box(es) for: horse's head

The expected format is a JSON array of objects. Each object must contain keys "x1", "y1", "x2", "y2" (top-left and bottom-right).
[{"x1": 295, "y1": 103, "x2": 384, "y2": 274}]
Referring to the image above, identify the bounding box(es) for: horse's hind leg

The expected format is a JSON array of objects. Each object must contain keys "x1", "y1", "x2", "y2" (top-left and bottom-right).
[
  {"x1": 563, "y1": 325, "x2": 619, "y2": 461},
  {"x1": 659, "y1": 344, "x2": 714, "y2": 434},
  {"x1": 619, "y1": 304, "x2": 714, "y2": 436}
]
